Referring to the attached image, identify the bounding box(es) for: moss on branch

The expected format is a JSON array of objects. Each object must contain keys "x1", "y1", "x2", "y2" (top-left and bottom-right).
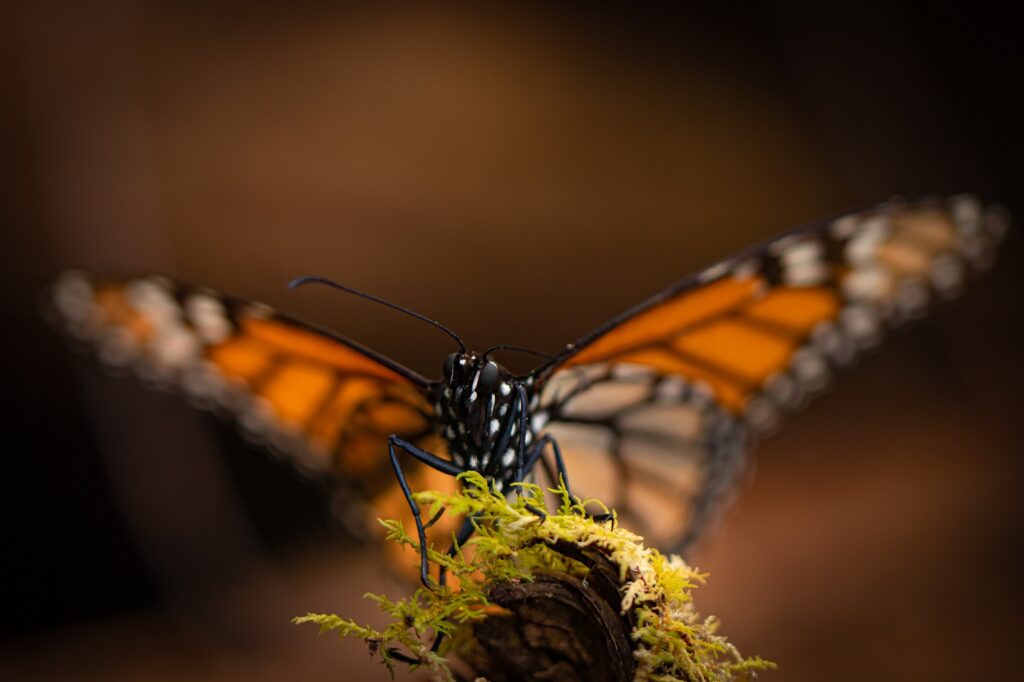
[{"x1": 295, "y1": 472, "x2": 773, "y2": 681}]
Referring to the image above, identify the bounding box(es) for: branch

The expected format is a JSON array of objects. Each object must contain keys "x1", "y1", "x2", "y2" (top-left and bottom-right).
[{"x1": 459, "y1": 542, "x2": 635, "y2": 681}]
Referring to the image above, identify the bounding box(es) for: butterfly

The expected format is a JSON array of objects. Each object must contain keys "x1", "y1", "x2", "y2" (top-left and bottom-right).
[{"x1": 48, "y1": 194, "x2": 1006, "y2": 588}]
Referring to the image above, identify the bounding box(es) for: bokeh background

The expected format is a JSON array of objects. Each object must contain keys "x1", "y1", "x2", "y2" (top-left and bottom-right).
[{"x1": 2, "y1": 3, "x2": 1022, "y2": 680}]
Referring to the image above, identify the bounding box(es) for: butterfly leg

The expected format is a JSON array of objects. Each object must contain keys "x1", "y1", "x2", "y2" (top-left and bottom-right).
[
  {"x1": 426, "y1": 516, "x2": 479, "y2": 653},
  {"x1": 436, "y1": 515, "x2": 477, "y2": 587},
  {"x1": 525, "y1": 434, "x2": 614, "y2": 523},
  {"x1": 524, "y1": 433, "x2": 572, "y2": 496},
  {"x1": 512, "y1": 385, "x2": 547, "y2": 522},
  {"x1": 386, "y1": 435, "x2": 464, "y2": 589}
]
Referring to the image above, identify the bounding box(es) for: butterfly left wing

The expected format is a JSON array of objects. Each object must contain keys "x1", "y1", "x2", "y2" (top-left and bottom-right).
[
  {"x1": 530, "y1": 194, "x2": 1007, "y2": 554},
  {"x1": 48, "y1": 273, "x2": 454, "y2": 542}
]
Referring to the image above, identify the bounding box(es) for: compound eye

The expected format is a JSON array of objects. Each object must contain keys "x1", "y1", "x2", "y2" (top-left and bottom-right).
[
  {"x1": 443, "y1": 352, "x2": 459, "y2": 383},
  {"x1": 477, "y1": 361, "x2": 500, "y2": 394}
]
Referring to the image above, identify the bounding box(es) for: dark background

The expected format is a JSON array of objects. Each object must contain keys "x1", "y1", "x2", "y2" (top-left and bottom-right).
[{"x1": 2, "y1": 3, "x2": 1022, "y2": 680}]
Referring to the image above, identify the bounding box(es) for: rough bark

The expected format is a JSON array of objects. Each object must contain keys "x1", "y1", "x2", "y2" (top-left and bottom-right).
[{"x1": 457, "y1": 541, "x2": 636, "y2": 682}]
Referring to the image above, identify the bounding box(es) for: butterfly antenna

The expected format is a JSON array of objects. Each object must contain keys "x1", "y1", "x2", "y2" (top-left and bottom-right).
[
  {"x1": 288, "y1": 275, "x2": 466, "y2": 352},
  {"x1": 482, "y1": 344, "x2": 554, "y2": 361}
]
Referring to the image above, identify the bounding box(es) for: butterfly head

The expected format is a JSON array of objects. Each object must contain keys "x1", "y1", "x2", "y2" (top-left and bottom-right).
[
  {"x1": 440, "y1": 351, "x2": 518, "y2": 463},
  {"x1": 442, "y1": 351, "x2": 508, "y2": 403}
]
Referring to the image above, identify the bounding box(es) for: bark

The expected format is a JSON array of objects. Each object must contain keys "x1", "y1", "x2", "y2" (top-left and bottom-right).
[{"x1": 457, "y1": 541, "x2": 637, "y2": 682}]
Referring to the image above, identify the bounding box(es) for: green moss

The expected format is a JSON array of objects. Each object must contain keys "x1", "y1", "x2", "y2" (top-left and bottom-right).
[{"x1": 295, "y1": 472, "x2": 774, "y2": 680}]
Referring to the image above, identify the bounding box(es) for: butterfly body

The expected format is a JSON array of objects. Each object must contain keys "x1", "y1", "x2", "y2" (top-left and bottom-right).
[{"x1": 436, "y1": 353, "x2": 539, "y2": 492}]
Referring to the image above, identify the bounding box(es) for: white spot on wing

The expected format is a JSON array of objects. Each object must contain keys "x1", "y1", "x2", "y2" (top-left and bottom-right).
[
  {"x1": 152, "y1": 327, "x2": 200, "y2": 369},
  {"x1": 845, "y1": 216, "x2": 890, "y2": 266},
  {"x1": 830, "y1": 215, "x2": 859, "y2": 240},
  {"x1": 950, "y1": 194, "x2": 982, "y2": 234},
  {"x1": 698, "y1": 261, "x2": 730, "y2": 283},
  {"x1": 186, "y1": 293, "x2": 231, "y2": 344},
  {"x1": 811, "y1": 321, "x2": 855, "y2": 366},
  {"x1": 840, "y1": 304, "x2": 881, "y2": 348},
  {"x1": 781, "y1": 239, "x2": 824, "y2": 265},
  {"x1": 731, "y1": 258, "x2": 759, "y2": 279},
  {"x1": 98, "y1": 328, "x2": 138, "y2": 367},
  {"x1": 790, "y1": 347, "x2": 829, "y2": 392},
  {"x1": 784, "y1": 261, "x2": 829, "y2": 287},
  {"x1": 764, "y1": 372, "x2": 801, "y2": 409},
  {"x1": 930, "y1": 254, "x2": 964, "y2": 297},
  {"x1": 126, "y1": 278, "x2": 178, "y2": 325},
  {"x1": 745, "y1": 395, "x2": 780, "y2": 434},
  {"x1": 842, "y1": 266, "x2": 892, "y2": 301},
  {"x1": 52, "y1": 272, "x2": 93, "y2": 323}
]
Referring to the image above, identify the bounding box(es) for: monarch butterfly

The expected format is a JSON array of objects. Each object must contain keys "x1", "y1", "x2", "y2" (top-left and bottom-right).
[{"x1": 48, "y1": 194, "x2": 1006, "y2": 589}]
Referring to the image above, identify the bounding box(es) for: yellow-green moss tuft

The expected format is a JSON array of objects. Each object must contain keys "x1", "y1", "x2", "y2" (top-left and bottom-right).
[{"x1": 295, "y1": 471, "x2": 774, "y2": 680}]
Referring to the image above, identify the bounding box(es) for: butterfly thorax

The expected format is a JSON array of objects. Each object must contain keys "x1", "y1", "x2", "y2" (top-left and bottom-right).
[{"x1": 437, "y1": 352, "x2": 534, "y2": 489}]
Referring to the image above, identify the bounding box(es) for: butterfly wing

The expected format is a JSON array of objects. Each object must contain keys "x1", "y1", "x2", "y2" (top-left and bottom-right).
[
  {"x1": 47, "y1": 273, "x2": 455, "y2": 545},
  {"x1": 532, "y1": 194, "x2": 1007, "y2": 553}
]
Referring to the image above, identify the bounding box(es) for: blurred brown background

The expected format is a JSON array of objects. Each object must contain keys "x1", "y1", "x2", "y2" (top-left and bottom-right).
[{"x1": 2, "y1": 2, "x2": 1022, "y2": 680}]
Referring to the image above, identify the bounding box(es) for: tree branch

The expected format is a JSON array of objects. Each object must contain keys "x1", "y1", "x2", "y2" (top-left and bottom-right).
[{"x1": 457, "y1": 541, "x2": 636, "y2": 682}]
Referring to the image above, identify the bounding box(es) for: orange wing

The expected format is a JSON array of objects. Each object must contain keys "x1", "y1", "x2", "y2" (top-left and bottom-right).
[
  {"x1": 533, "y1": 195, "x2": 1007, "y2": 552},
  {"x1": 47, "y1": 273, "x2": 457, "y2": 552}
]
